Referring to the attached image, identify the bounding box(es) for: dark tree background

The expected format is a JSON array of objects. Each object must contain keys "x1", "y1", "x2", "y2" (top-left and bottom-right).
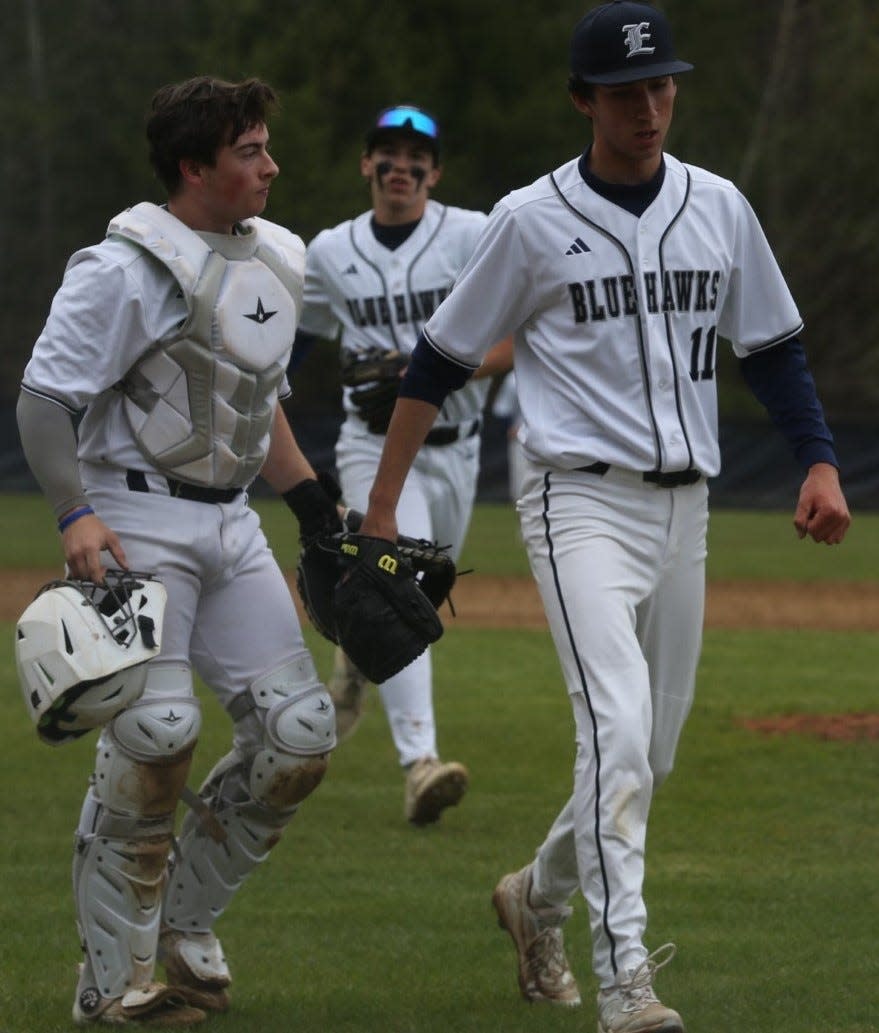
[{"x1": 3, "y1": 0, "x2": 877, "y2": 425}]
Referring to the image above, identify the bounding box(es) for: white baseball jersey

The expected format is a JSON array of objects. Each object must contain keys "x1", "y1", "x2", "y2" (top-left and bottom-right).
[
  {"x1": 424, "y1": 153, "x2": 803, "y2": 477},
  {"x1": 300, "y1": 198, "x2": 491, "y2": 428}
]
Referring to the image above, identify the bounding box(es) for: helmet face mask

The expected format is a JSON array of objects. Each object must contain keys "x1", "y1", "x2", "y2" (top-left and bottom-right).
[{"x1": 15, "y1": 570, "x2": 167, "y2": 745}]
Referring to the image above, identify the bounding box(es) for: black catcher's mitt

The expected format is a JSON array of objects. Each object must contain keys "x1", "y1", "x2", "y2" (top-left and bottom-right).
[
  {"x1": 341, "y1": 347, "x2": 408, "y2": 434},
  {"x1": 296, "y1": 512, "x2": 456, "y2": 682},
  {"x1": 332, "y1": 534, "x2": 443, "y2": 684}
]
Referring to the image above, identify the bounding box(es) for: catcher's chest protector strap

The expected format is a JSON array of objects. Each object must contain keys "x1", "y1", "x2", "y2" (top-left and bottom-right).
[{"x1": 108, "y1": 202, "x2": 305, "y2": 488}]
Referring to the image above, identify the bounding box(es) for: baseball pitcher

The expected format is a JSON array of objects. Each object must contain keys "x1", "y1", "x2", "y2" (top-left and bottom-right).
[{"x1": 353, "y1": 4, "x2": 850, "y2": 1032}]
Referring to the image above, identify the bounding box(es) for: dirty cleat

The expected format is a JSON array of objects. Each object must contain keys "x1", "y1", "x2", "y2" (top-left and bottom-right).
[
  {"x1": 327, "y1": 647, "x2": 369, "y2": 741},
  {"x1": 491, "y1": 864, "x2": 581, "y2": 1006},
  {"x1": 73, "y1": 967, "x2": 206, "y2": 1025},
  {"x1": 404, "y1": 756, "x2": 468, "y2": 825},
  {"x1": 596, "y1": 944, "x2": 684, "y2": 1033},
  {"x1": 158, "y1": 930, "x2": 231, "y2": 1013}
]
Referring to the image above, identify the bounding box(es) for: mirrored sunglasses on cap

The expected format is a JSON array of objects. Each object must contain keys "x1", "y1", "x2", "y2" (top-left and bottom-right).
[{"x1": 374, "y1": 105, "x2": 439, "y2": 140}]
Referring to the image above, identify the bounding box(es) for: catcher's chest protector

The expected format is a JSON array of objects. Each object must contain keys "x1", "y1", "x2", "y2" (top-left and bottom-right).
[{"x1": 108, "y1": 202, "x2": 305, "y2": 488}]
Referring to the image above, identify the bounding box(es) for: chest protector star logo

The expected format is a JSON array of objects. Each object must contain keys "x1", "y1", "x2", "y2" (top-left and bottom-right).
[{"x1": 244, "y1": 298, "x2": 277, "y2": 324}]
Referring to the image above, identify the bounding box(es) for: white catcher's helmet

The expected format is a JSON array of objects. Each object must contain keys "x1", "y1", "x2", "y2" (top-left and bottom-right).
[{"x1": 15, "y1": 569, "x2": 167, "y2": 745}]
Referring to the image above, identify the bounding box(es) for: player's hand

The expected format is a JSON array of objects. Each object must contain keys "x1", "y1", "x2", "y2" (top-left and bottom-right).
[
  {"x1": 793, "y1": 462, "x2": 851, "y2": 545},
  {"x1": 62, "y1": 513, "x2": 128, "y2": 582}
]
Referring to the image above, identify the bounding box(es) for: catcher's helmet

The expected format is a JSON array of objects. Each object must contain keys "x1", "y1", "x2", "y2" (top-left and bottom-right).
[{"x1": 15, "y1": 569, "x2": 167, "y2": 745}]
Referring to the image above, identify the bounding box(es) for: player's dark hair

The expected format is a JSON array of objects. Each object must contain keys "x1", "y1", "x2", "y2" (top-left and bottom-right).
[
  {"x1": 568, "y1": 75, "x2": 596, "y2": 102},
  {"x1": 147, "y1": 76, "x2": 279, "y2": 194}
]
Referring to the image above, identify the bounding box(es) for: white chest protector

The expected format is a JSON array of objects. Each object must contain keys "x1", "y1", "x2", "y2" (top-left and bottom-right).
[{"x1": 108, "y1": 202, "x2": 305, "y2": 488}]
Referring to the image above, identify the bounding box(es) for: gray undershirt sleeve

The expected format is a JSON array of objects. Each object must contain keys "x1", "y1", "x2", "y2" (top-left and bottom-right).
[{"x1": 16, "y1": 389, "x2": 89, "y2": 518}]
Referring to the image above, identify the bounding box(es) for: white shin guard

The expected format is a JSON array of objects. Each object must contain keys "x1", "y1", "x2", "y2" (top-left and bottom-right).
[
  {"x1": 163, "y1": 666, "x2": 335, "y2": 935},
  {"x1": 163, "y1": 775, "x2": 292, "y2": 934},
  {"x1": 73, "y1": 795, "x2": 176, "y2": 1010},
  {"x1": 73, "y1": 672, "x2": 201, "y2": 1013}
]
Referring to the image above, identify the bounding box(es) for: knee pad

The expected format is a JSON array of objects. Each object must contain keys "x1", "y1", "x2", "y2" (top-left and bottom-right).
[
  {"x1": 245, "y1": 660, "x2": 336, "y2": 810},
  {"x1": 95, "y1": 664, "x2": 201, "y2": 816}
]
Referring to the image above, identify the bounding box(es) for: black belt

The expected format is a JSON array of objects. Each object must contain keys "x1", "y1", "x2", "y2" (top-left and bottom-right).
[
  {"x1": 578, "y1": 462, "x2": 701, "y2": 488},
  {"x1": 423, "y1": 419, "x2": 480, "y2": 447},
  {"x1": 126, "y1": 469, "x2": 243, "y2": 503}
]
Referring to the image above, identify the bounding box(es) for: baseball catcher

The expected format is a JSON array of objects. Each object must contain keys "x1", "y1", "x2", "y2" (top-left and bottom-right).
[
  {"x1": 341, "y1": 346, "x2": 408, "y2": 434},
  {"x1": 296, "y1": 511, "x2": 456, "y2": 684}
]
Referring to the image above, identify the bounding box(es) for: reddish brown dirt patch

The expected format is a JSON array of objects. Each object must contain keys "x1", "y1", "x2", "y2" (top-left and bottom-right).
[
  {"x1": 444, "y1": 576, "x2": 879, "y2": 632},
  {"x1": 10, "y1": 569, "x2": 876, "y2": 743},
  {"x1": 739, "y1": 713, "x2": 879, "y2": 741},
  {"x1": 704, "y1": 579, "x2": 879, "y2": 632},
  {"x1": 5, "y1": 570, "x2": 879, "y2": 632},
  {"x1": 6, "y1": 569, "x2": 59, "y2": 617}
]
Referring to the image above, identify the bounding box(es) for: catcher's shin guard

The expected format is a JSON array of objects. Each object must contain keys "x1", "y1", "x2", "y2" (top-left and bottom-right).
[
  {"x1": 163, "y1": 659, "x2": 335, "y2": 933},
  {"x1": 72, "y1": 666, "x2": 200, "y2": 1014},
  {"x1": 73, "y1": 798, "x2": 177, "y2": 1011}
]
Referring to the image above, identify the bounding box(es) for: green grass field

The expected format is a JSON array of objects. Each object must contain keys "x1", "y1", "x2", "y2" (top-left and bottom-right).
[
  {"x1": 3, "y1": 492, "x2": 879, "y2": 580},
  {"x1": 1, "y1": 496, "x2": 877, "y2": 1032}
]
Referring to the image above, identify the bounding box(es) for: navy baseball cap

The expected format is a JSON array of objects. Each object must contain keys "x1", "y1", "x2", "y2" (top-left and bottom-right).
[
  {"x1": 570, "y1": 1, "x2": 693, "y2": 86},
  {"x1": 365, "y1": 104, "x2": 440, "y2": 160}
]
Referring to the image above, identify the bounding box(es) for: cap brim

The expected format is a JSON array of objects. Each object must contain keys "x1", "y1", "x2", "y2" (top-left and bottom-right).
[
  {"x1": 579, "y1": 59, "x2": 694, "y2": 85},
  {"x1": 365, "y1": 126, "x2": 439, "y2": 153}
]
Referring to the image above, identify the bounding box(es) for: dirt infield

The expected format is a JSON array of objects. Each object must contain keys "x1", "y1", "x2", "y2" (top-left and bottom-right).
[
  {"x1": 6, "y1": 568, "x2": 879, "y2": 631},
  {"x1": 8, "y1": 568, "x2": 877, "y2": 742}
]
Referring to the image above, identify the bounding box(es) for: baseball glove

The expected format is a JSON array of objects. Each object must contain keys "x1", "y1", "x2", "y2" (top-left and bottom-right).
[
  {"x1": 296, "y1": 512, "x2": 456, "y2": 682},
  {"x1": 341, "y1": 347, "x2": 408, "y2": 434},
  {"x1": 332, "y1": 534, "x2": 443, "y2": 684}
]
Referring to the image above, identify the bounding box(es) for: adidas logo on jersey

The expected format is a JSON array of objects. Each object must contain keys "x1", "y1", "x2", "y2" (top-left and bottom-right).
[
  {"x1": 342, "y1": 263, "x2": 358, "y2": 275},
  {"x1": 565, "y1": 237, "x2": 591, "y2": 256}
]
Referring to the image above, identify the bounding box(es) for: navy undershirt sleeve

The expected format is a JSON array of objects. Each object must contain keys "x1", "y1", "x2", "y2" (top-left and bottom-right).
[
  {"x1": 398, "y1": 332, "x2": 475, "y2": 408},
  {"x1": 739, "y1": 337, "x2": 839, "y2": 469}
]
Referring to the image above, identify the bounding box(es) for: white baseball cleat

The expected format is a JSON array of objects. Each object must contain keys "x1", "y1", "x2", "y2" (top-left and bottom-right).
[
  {"x1": 596, "y1": 944, "x2": 684, "y2": 1033},
  {"x1": 492, "y1": 864, "x2": 581, "y2": 1006},
  {"x1": 158, "y1": 929, "x2": 231, "y2": 1013},
  {"x1": 404, "y1": 756, "x2": 468, "y2": 824},
  {"x1": 326, "y1": 647, "x2": 369, "y2": 741}
]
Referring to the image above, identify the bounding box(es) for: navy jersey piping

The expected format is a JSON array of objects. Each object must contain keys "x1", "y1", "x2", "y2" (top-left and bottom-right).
[
  {"x1": 657, "y1": 166, "x2": 695, "y2": 472},
  {"x1": 550, "y1": 170, "x2": 663, "y2": 471},
  {"x1": 745, "y1": 323, "x2": 806, "y2": 355},
  {"x1": 420, "y1": 327, "x2": 479, "y2": 372},
  {"x1": 348, "y1": 220, "x2": 401, "y2": 351},
  {"x1": 405, "y1": 205, "x2": 448, "y2": 341}
]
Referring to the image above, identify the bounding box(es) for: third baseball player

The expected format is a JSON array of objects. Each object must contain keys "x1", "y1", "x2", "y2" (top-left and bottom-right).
[{"x1": 291, "y1": 104, "x2": 512, "y2": 825}]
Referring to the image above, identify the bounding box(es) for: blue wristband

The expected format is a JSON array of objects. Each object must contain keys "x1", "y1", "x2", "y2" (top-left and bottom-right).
[{"x1": 58, "y1": 505, "x2": 94, "y2": 533}]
